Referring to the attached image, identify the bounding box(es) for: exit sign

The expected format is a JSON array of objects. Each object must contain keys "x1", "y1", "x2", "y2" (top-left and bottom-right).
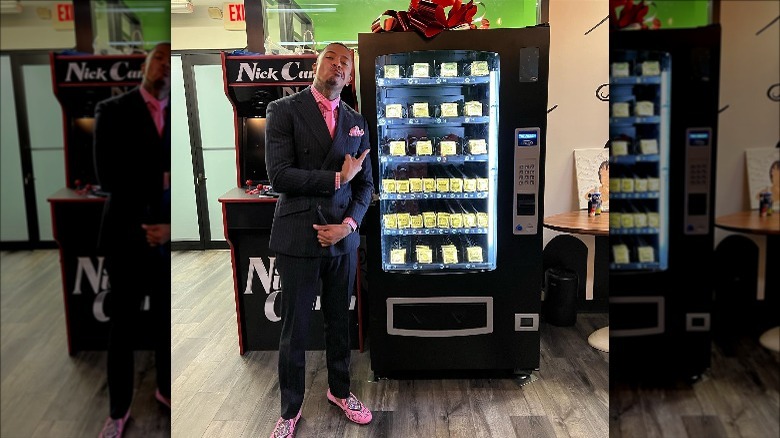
[
  {"x1": 223, "y1": 2, "x2": 246, "y2": 31},
  {"x1": 53, "y1": 3, "x2": 75, "y2": 31}
]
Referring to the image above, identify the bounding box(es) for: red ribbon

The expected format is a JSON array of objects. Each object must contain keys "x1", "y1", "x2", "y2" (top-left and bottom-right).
[
  {"x1": 609, "y1": 0, "x2": 660, "y2": 30},
  {"x1": 371, "y1": 0, "x2": 488, "y2": 39}
]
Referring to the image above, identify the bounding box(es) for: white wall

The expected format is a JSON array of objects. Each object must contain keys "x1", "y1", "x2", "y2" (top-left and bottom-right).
[
  {"x1": 545, "y1": 0, "x2": 609, "y2": 223},
  {"x1": 716, "y1": 1, "x2": 779, "y2": 223},
  {"x1": 0, "y1": 1, "x2": 75, "y2": 51},
  {"x1": 171, "y1": 7, "x2": 247, "y2": 51},
  {"x1": 171, "y1": 25, "x2": 247, "y2": 51},
  {"x1": 715, "y1": 1, "x2": 779, "y2": 301},
  {"x1": 544, "y1": 0, "x2": 609, "y2": 298}
]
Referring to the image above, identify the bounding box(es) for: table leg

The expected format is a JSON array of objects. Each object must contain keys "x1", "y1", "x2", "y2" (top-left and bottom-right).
[
  {"x1": 759, "y1": 235, "x2": 779, "y2": 352},
  {"x1": 585, "y1": 235, "x2": 595, "y2": 301}
]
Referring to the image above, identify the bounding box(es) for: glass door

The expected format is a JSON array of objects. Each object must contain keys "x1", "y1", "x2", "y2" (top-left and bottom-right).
[
  {"x1": 374, "y1": 50, "x2": 499, "y2": 272},
  {"x1": 609, "y1": 50, "x2": 670, "y2": 270}
]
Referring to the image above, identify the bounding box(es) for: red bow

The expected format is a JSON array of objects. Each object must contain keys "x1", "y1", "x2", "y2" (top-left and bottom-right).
[
  {"x1": 609, "y1": 0, "x2": 661, "y2": 30},
  {"x1": 371, "y1": 0, "x2": 489, "y2": 39}
]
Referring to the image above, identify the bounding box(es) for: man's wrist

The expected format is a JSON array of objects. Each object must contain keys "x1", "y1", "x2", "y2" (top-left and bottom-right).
[{"x1": 342, "y1": 217, "x2": 357, "y2": 233}]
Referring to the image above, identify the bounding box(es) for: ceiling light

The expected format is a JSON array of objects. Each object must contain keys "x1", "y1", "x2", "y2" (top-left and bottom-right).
[
  {"x1": 265, "y1": 8, "x2": 336, "y2": 13},
  {"x1": 36, "y1": 6, "x2": 51, "y2": 19},
  {"x1": 0, "y1": 1, "x2": 22, "y2": 14},
  {"x1": 207, "y1": 6, "x2": 222, "y2": 19},
  {"x1": 170, "y1": 0, "x2": 194, "y2": 14}
]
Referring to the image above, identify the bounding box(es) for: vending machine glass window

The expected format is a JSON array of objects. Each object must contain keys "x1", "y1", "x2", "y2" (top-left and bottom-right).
[
  {"x1": 374, "y1": 51, "x2": 499, "y2": 272},
  {"x1": 609, "y1": 50, "x2": 671, "y2": 271}
]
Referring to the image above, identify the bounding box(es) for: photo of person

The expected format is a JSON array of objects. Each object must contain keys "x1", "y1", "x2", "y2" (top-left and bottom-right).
[
  {"x1": 575, "y1": 148, "x2": 610, "y2": 212},
  {"x1": 585, "y1": 160, "x2": 610, "y2": 210},
  {"x1": 746, "y1": 148, "x2": 780, "y2": 211},
  {"x1": 767, "y1": 160, "x2": 779, "y2": 211}
]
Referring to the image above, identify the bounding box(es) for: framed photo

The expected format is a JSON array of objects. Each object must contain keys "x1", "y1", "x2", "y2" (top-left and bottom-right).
[
  {"x1": 575, "y1": 148, "x2": 610, "y2": 212},
  {"x1": 745, "y1": 148, "x2": 780, "y2": 211}
]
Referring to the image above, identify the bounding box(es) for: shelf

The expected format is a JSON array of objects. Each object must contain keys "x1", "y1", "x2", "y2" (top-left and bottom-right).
[
  {"x1": 376, "y1": 76, "x2": 492, "y2": 87},
  {"x1": 380, "y1": 154, "x2": 489, "y2": 164},
  {"x1": 610, "y1": 154, "x2": 660, "y2": 164},
  {"x1": 379, "y1": 116, "x2": 490, "y2": 126},
  {"x1": 610, "y1": 227, "x2": 660, "y2": 235},
  {"x1": 382, "y1": 261, "x2": 494, "y2": 272},
  {"x1": 380, "y1": 192, "x2": 489, "y2": 201},
  {"x1": 610, "y1": 262, "x2": 662, "y2": 271},
  {"x1": 611, "y1": 192, "x2": 660, "y2": 200},
  {"x1": 610, "y1": 116, "x2": 661, "y2": 125},
  {"x1": 610, "y1": 76, "x2": 662, "y2": 85},
  {"x1": 382, "y1": 227, "x2": 488, "y2": 236}
]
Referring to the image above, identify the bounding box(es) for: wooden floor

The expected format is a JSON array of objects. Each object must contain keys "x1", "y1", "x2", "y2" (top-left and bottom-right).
[
  {"x1": 0, "y1": 250, "x2": 170, "y2": 438},
  {"x1": 4, "y1": 249, "x2": 777, "y2": 438},
  {"x1": 610, "y1": 336, "x2": 780, "y2": 438},
  {"x1": 171, "y1": 249, "x2": 610, "y2": 438}
]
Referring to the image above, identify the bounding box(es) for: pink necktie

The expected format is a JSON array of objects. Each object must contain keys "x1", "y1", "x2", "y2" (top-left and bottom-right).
[
  {"x1": 324, "y1": 107, "x2": 335, "y2": 139},
  {"x1": 148, "y1": 101, "x2": 163, "y2": 136}
]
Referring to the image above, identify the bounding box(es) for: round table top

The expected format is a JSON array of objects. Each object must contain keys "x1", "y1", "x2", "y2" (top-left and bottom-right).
[
  {"x1": 543, "y1": 210, "x2": 609, "y2": 236},
  {"x1": 715, "y1": 211, "x2": 780, "y2": 236},
  {"x1": 588, "y1": 326, "x2": 609, "y2": 353}
]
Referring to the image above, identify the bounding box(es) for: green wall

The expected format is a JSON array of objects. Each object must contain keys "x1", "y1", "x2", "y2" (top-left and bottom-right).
[
  {"x1": 654, "y1": 0, "x2": 710, "y2": 29},
  {"x1": 123, "y1": 0, "x2": 170, "y2": 48},
  {"x1": 613, "y1": 0, "x2": 711, "y2": 30},
  {"x1": 289, "y1": 0, "x2": 538, "y2": 46}
]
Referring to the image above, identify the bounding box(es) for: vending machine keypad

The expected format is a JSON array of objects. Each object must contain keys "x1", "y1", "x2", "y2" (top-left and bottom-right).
[
  {"x1": 513, "y1": 128, "x2": 540, "y2": 235},
  {"x1": 684, "y1": 127, "x2": 712, "y2": 234}
]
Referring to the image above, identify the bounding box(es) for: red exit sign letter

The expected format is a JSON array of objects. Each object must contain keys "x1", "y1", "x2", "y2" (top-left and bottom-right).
[
  {"x1": 228, "y1": 3, "x2": 245, "y2": 22},
  {"x1": 57, "y1": 3, "x2": 74, "y2": 22},
  {"x1": 223, "y1": 2, "x2": 246, "y2": 30}
]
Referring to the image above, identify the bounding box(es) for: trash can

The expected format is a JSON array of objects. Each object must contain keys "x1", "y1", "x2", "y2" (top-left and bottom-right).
[{"x1": 543, "y1": 267, "x2": 578, "y2": 326}]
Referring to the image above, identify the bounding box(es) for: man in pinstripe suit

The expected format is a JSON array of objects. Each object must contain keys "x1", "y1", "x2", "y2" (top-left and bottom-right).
[{"x1": 265, "y1": 42, "x2": 374, "y2": 438}]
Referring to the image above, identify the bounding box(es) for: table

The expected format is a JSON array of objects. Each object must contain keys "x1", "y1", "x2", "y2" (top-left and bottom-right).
[
  {"x1": 715, "y1": 210, "x2": 780, "y2": 352},
  {"x1": 543, "y1": 210, "x2": 609, "y2": 352}
]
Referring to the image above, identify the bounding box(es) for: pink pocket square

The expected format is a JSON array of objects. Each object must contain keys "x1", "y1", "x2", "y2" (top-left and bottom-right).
[{"x1": 349, "y1": 126, "x2": 365, "y2": 137}]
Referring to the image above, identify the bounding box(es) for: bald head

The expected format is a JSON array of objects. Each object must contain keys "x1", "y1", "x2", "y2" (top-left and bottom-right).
[
  {"x1": 312, "y1": 42, "x2": 353, "y2": 100},
  {"x1": 142, "y1": 42, "x2": 171, "y2": 99}
]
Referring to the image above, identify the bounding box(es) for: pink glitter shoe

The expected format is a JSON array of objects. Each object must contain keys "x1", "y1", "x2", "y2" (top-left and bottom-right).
[
  {"x1": 98, "y1": 410, "x2": 130, "y2": 438},
  {"x1": 270, "y1": 410, "x2": 301, "y2": 438},
  {"x1": 327, "y1": 389, "x2": 372, "y2": 425}
]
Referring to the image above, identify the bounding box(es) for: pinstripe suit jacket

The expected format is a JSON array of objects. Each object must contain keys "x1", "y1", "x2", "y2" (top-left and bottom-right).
[
  {"x1": 265, "y1": 86, "x2": 374, "y2": 257},
  {"x1": 94, "y1": 87, "x2": 170, "y2": 256}
]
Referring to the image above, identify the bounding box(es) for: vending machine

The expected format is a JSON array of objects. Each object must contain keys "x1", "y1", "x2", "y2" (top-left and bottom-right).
[
  {"x1": 609, "y1": 25, "x2": 721, "y2": 382},
  {"x1": 358, "y1": 27, "x2": 549, "y2": 376}
]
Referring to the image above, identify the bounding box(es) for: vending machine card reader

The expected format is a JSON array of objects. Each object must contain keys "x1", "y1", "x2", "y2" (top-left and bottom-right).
[
  {"x1": 513, "y1": 127, "x2": 541, "y2": 235},
  {"x1": 684, "y1": 127, "x2": 713, "y2": 235}
]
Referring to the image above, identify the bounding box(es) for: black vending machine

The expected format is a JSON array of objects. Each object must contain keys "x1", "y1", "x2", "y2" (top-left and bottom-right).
[
  {"x1": 358, "y1": 27, "x2": 549, "y2": 376},
  {"x1": 609, "y1": 25, "x2": 721, "y2": 381}
]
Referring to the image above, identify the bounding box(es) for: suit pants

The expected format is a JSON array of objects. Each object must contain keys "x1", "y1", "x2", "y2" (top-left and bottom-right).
[
  {"x1": 275, "y1": 251, "x2": 356, "y2": 419},
  {"x1": 105, "y1": 244, "x2": 171, "y2": 419}
]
